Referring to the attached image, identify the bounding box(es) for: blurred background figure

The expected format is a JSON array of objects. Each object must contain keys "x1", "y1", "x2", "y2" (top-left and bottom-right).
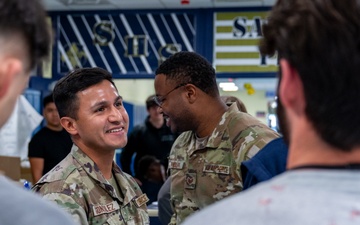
[
  {"x1": 137, "y1": 155, "x2": 166, "y2": 204},
  {"x1": 28, "y1": 93, "x2": 72, "y2": 183},
  {"x1": 120, "y1": 94, "x2": 177, "y2": 182},
  {"x1": 220, "y1": 95, "x2": 248, "y2": 112}
]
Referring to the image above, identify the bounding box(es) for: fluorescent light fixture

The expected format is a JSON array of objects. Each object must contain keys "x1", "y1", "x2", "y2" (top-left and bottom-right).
[
  {"x1": 219, "y1": 82, "x2": 238, "y2": 91},
  {"x1": 219, "y1": 82, "x2": 236, "y2": 88},
  {"x1": 222, "y1": 86, "x2": 239, "y2": 91}
]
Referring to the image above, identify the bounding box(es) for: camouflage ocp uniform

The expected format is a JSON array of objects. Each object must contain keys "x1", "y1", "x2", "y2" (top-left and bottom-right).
[
  {"x1": 32, "y1": 145, "x2": 149, "y2": 225},
  {"x1": 168, "y1": 104, "x2": 279, "y2": 224}
]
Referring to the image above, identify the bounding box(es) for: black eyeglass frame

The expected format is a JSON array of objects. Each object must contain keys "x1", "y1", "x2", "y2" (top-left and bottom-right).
[{"x1": 154, "y1": 83, "x2": 187, "y2": 106}]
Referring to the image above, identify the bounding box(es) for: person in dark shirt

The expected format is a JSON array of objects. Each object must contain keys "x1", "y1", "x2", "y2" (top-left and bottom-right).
[
  {"x1": 28, "y1": 93, "x2": 73, "y2": 183},
  {"x1": 120, "y1": 94, "x2": 177, "y2": 180}
]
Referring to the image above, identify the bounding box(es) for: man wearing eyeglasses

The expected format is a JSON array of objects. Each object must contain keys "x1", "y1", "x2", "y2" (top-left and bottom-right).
[{"x1": 154, "y1": 51, "x2": 280, "y2": 225}]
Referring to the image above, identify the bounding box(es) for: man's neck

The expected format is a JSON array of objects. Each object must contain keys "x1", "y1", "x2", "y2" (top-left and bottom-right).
[
  {"x1": 149, "y1": 116, "x2": 164, "y2": 129},
  {"x1": 195, "y1": 100, "x2": 228, "y2": 138},
  {"x1": 46, "y1": 124, "x2": 63, "y2": 131},
  {"x1": 287, "y1": 122, "x2": 360, "y2": 169},
  {"x1": 74, "y1": 141, "x2": 115, "y2": 179},
  {"x1": 94, "y1": 156, "x2": 114, "y2": 179}
]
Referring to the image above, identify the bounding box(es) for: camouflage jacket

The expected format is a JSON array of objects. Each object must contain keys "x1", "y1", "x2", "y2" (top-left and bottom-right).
[
  {"x1": 32, "y1": 145, "x2": 149, "y2": 225},
  {"x1": 168, "y1": 104, "x2": 279, "y2": 224}
]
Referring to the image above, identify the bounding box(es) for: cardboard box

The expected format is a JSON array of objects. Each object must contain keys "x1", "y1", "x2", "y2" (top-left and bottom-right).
[
  {"x1": 20, "y1": 167, "x2": 33, "y2": 183},
  {"x1": 0, "y1": 156, "x2": 20, "y2": 181}
]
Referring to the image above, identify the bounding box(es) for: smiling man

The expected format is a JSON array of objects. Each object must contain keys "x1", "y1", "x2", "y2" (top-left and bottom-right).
[
  {"x1": 154, "y1": 51, "x2": 279, "y2": 224},
  {"x1": 33, "y1": 67, "x2": 149, "y2": 225}
]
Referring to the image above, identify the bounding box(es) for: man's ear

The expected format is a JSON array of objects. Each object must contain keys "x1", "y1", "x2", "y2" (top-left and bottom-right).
[
  {"x1": 0, "y1": 58, "x2": 22, "y2": 98},
  {"x1": 60, "y1": 117, "x2": 78, "y2": 135},
  {"x1": 184, "y1": 84, "x2": 197, "y2": 104},
  {"x1": 279, "y1": 59, "x2": 305, "y2": 116}
]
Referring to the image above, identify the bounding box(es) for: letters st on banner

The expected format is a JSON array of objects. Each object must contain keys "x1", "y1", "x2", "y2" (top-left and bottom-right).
[{"x1": 214, "y1": 12, "x2": 278, "y2": 73}]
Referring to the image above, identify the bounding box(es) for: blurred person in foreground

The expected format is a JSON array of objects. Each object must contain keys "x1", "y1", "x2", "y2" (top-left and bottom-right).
[
  {"x1": 154, "y1": 51, "x2": 279, "y2": 224},
  {"x1": 33, "y1": 67, "x2": 149, "y2": 224},
  {"x1": 28, "y1": 93, "x2": 72, "y2": 183},
  {"x1": 183, "y1": 0, "x2": 360, "y2": 224},
  {"x1": 0, "y1": 0, "x2": 76, "y2": 224}
]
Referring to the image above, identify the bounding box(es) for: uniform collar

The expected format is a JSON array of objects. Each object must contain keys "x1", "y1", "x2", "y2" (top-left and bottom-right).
[
  {"x1": 71, "y1": 145, "x2": 138, "y2": 205},
  {"x1": 185, "y1": 104, "x2": 241, "y2": 156}
]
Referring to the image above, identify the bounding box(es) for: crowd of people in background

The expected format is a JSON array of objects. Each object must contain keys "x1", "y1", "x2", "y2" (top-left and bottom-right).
[{"x1": 1, "y1": 0, "x2": 360, "y2": 225}]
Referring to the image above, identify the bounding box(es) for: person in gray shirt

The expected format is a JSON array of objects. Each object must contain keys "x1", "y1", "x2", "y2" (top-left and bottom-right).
[{"x1": 0, "y1": 1, "x2": 75, "y2": 224}]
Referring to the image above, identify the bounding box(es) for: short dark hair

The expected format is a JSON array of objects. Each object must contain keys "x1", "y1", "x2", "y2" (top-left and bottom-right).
[
  {"x1": 0, "y1": 0, "x2": 51, "y2": 70},
  {"x1": 145, "y1": 94, "x2": 157, "y2": 109},
  {"x1": 53, "y1": 67, "x2": 115, "y2": 119},
  {"x1": 155, "y1": 51, "x2": 219, "y2": 97},
  {"x1": 42, "y1": 93, "x2": 54, "y2": 108},
  {"x1": 260, "y1": 0, "x2": 360, "y2": 150}
]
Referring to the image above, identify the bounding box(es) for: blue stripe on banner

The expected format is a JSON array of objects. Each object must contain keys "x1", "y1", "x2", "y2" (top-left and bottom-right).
[{"x1": 57, "y1": 12, "x2": 195, "y2": 76}]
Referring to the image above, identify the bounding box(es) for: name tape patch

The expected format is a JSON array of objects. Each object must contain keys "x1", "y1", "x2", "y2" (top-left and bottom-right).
[
  {"x1": 203, "y1": 164, "x2": 230, "y2": 174},
  {"x1": 92, "y1": 201, "x2": 120, "y2": 216}
]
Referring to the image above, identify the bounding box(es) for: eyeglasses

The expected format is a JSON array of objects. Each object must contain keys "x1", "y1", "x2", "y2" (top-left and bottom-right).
[{"x1": 154, "y1": 83, "x2": 187, "y2": 106}]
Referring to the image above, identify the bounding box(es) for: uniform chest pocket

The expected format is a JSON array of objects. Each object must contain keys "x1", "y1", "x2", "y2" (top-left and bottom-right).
[{"x1": 120, "y1": 204, "x2": 149, "y2": 225}]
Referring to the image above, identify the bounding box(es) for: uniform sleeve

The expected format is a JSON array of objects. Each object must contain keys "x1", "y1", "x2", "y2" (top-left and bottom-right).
[
  {"x1": 157, "y1": 178, "x2": 173, "y2": 225},
  {"x1": 42, "y1": 193, "x2": 88, "y2": 225},
  {"x1": 169, "y1": 213, "x2": 177, "y2": 225}
]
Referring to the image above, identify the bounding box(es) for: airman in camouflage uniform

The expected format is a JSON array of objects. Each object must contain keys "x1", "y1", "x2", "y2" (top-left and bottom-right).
[
  {"x1": 168, "y1": 104, "x2": 279, "y2": 224},
  {"x1": 32, "y1": 67, "x2": 150, "y2": 225},
  {"x1": 33, "y1": 145, "x2": 149, "y2": 225},
  {"x1": 154, "y1": 51, "x2": 280, "y2": 225}
]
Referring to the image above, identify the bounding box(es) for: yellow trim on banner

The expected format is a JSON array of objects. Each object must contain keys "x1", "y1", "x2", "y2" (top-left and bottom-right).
[
  {"x1": 216, "y1": 12, "x2": 269, "y2": 20},
  {"x1": 216, "y1": 65, "x2": 278, "y2": 72},
  {"x1": 216, "y1": 39, "x2": 260, "y2": 46},
  {"x1": 216, "y1": 52, "x2": 261, "y2": 59}
]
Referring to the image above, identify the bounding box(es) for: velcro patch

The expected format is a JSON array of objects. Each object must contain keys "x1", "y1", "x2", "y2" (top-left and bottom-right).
[
  {"x1": 92, "y1": 201, "x2": 120, "y2": 216},
  {"x1": 203, "y1": 164, "x2": 230, "y2": 174},
  {"x1": 168, "y1": 160, "x2": 184, "y2": 169},
  {"x1": 134, "y1": 194, "x2": 149, "y2": 208},
  {"x1": 185, "y1": 172, "x2": 196, "y2": 189}
]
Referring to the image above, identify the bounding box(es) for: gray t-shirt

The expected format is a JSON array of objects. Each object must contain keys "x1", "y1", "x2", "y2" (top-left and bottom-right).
[{"x1": 183, "y1": 169, "x2": 360, "y2": 225}]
